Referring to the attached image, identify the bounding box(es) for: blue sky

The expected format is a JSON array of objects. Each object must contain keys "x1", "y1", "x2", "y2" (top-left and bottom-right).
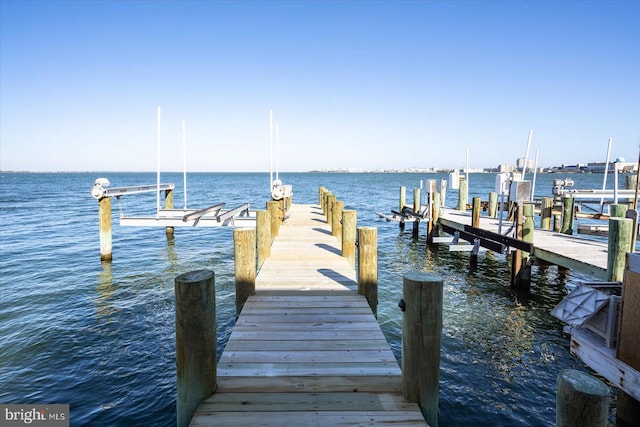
[{"x1": 1, "y1": 0, "x2": 638, "y2": 172}]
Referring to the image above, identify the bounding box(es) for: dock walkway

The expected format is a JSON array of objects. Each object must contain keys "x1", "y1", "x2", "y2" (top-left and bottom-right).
[
  {"x1": 190, "y1": 204, "x2": 428, "y2": 426},
  {"x1": 438, "y1": 207, "x2": 609, "y2": 280}
]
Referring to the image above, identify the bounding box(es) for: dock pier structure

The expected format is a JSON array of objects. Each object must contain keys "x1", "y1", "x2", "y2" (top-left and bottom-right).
[{"x1": 177, "y1": 190, "x2": 437, "y2": 426}]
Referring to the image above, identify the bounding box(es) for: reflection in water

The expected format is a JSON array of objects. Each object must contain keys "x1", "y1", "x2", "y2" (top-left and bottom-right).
[{"x1": 95, "y1": 261, "x2": 117, "y2": 319}]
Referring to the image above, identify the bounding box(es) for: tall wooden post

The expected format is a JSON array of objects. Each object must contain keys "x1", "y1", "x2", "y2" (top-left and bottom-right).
[
  {"x1": 607, "y1": 217, "x2": 633, "y2": 282},
  {"x1": 440, "y1": 179, "x2": 447, "y2": 207},
  {"x1": 457, "y1": 178, "x2": 467, "y2": 211},
  {"x1": 522, "y1": 203, "x2": 535, "y2": 258},
  {"x1": 342, "y1": 210, "x2": 357, "y2": 269},
  {"x1": 488, "y1": 192, "x2": 498, "y2": 218},
  {"x1": 323, "y1": 191, "x2": 332, "y2": 217},
  {"x1": 610, "y1": 203, "x2": 629, "y2": 218},
  {"x1": 175, "y1": 270, "x2": 216, "y2": 427},
  {"x1": 413, "y1": 188, "x2": 421, "y2": 213},
  {"x1": 561, "y1": 197, "x2": 575, "y2": 235},
  {"x1": 472, "y1": 197, "x2": 481, "y2": 227},
  {"x1": 400, "y1": 186, "x2": 406, "y2": 211},
  {"x1": 332, "y1": 200, "x2": 344, "y2": 239},
  {"x1": 401, "y1": 271, "x2": 443, "y2": 427},
  {"x1": 256, "y1": 210, "x2": 271, "y2": 271},
  {"x1": 267, "y1": 201, "x2": 279, "y2": 241},
  {"x1": 541, "y1": 197, "x2": 553, "y2": 230},
  {"x1": 357, "y1": 226, "x2": 377, "y2": 317},
  {"x1": 165, "y1": 189, "x2": 174, "y2": 237},
  {"x1": 616, "y1": 253, "x2": 640, "y2": 426},
  {"x1": 428, "y1": 192, "x2": 441, "y2": 245},
  {"x1": 234, "y1": 228, "x2": 256, "y2": 316},
  {"x1": 98, "y1": 197, "x2": 112, "y2": 261},
  {"x1": 326, "y1": 194, "x2": 336, "y2": 225},
  {"x1": 556, "y1": 369, "x2": 609, "y2": 427},
  {"x1": 511, "y1": 205, "x2": 530, "y2": 290}
]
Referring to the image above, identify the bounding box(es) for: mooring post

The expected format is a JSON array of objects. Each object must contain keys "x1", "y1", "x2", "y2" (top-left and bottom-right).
[
  {"x1": 488, "y1": 192, "x2": 497, "y2": 218},
  {"x1": 175, "y1": 270, "x2": 216, "y2": 427},
  {"x1": 511, "y1": 205, "x2": 531, "y2": 290},
  {"x1": 234, "y1": 228, "x2": 256, "y2": 316},
  {"x1": 357, "y1": 226, "x2": 378, "y2": 317},
  {"x1": 522, "y1": 203, "x2": 535, "y2": 258},
  {"x1": 323, "y1": 191, "x2": 332, "y2": 217},
  {"x1": 541, "y1": 197, "x2": 553, "y2": 230},
  {"x1": 616, "y1": 252, "x2": 640, "y2": 426},
  {"x1": 440, "y1": 179, "x2": 447, "y2": 207},
  {"x1": 165, "y1": 188, "x2": 174, "y2": 237},
  {"x1": 332, "y1": 200, "x2": 344, "y2": 239},
  {"x1": 267, "y1": 201, "x2": 279, "y2": 241},
  {"x1": 256, "y1": 210, "x2": 271, "y2": 271},
  {"x1": 413, "y1": 188, "x2": 421, "y2": 213},
  {"x1": 342, "y1": 210, "x2": 357, "y2": 269},
  {"x1": 98, "y1": 196, "x2": 113, "y2": 261},
  {"x1": 401, "y1": 271, "x2": 443, "y2": 427},
  {"x1": 457, "y1": 178, "x2": 467, "y2": 211},
  {"x1": 561, "y1": 197, "x2": 575, "y2": 235},
  {"x1": 326, "y1": 194, "x2": 336, "y2": 225},
  {"x1": 319, "y1": 187, "x2": 327, "y2": 209},
  {"x1": 556, "y1": 369, "x2": 609, "y2": 427},
  {"x1": 428, "y1": 192, "x2": 441, "y2": 245},
  {"x1": 400, "y1": 186, "x2": 406, "y2": 211},
  {"x1": 472, "y1": 197, "x2": 481, "y2": 227},
  {"x1": 607, "y1": 217, "x2": 633, "y2": 282},
  {"x1": 610, "y1": 203, "x2": 629, "y2": 218}
]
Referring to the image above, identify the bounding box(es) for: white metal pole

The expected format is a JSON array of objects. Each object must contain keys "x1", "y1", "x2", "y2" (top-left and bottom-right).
[
  {"x1": 531, "y1": 149, "x2": 539, "y2": 201},
  {"x1": 276, "y1": 122, "x2": 280, "y2": 182},
  {"x1": 182, "y1": 120, "x2": 187, "y2": 209},
  {"x1": 157, "y1": 106, "x2": 161, "y2": 217},
  {"x1": 614, "y1": 161, "x2": 619, "y2": 205},
  {"x1": 465, "y1": 146, "x2": 469, "y2": 205},
  {"x1": 522, "y1": 130, "x2": 532, "y2": 181},
  {"x1": 600, "y1": 137, "x2": 612, "y2": 214}
]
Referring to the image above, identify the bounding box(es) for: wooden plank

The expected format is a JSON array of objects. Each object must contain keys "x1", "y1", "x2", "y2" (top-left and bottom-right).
[
  {"x1": 215, "y1": 375, "x2": 403, "y2": 393},
  {"x1": 191, "y1": 411, "x2": 427, "y2": 426},
  {"x1": 218, "y1": 350, "x2": 398, "y2": 364}
]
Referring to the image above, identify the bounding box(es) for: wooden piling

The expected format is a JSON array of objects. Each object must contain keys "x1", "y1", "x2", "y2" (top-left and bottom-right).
[
  {"x1": 400, "y1": 186, "x2": 406, "y2": 211},
  {"x1": 610, "y1": 203, "x2": 629, "y2": 218},
  {"x1": 556, "y1": 369, "x2": 609, "y2": 427},
  {"x1": 256, "y1": 210, "x2": 271, "y2": 271},
  {"x1": 234, "y1": 228, "x2": 256, "y2": 316},
  {"x1": 165, "y1": 189, "x2": 174, "y2": 237},
  {"x1": 175, "y1": 270, "x2": 216, "y2": 427},
  {"x1": 607, "y1": 217, "x2": 633, "y2": 282},
  {"x1": 401, "y1": 271, "x2": 443, "y2": 427},
  {"x1": 267, "y1": 201, "x2": 280, "y2": 241},
  {"x1": 440, "y1": 179, "x2": 447, "y2": 207},
  {"x1": 561, "y1": 197, "x2": 575, "y2": 235},
  {"x1": 488, "y1": 192, "x2": 497, "y2": 218},
  {"x1": 413, "y1": 188, "x2": 421, "y2": 214},
  {"x1": 616, "y1": 253, "x2": 640, "y2": 426},
  {"x1": 472, "y1": 197, "x2": 481, "y2": 227},
  {"x1": 428, "y1": 192, "x2": 441, "y2": 245},
  {"x1": 331, "y1": 200, "x2": 344, "y2": 239},
  {"x1": 457, "y1": 178, "x2": 467, "y2": 211},
  {"x1": 541, "y1": 197, "x2": 553, "y2": 230},
  {"x1": 357, "y1": 226, "x2": 377, "y2": 317},
  {"x1": 326, "y1": 194, "x2": 336, "y2": 225},
  {"x1": 511, "y1": 205, "x2": 530, "y2": 290},
  {"x1": 342, "y1": 210, "x2": 357, "y2": 268},
  {"x1": 322, "y1": 191, "x2": 332, "y2": 216},
  {"x1": 98, "y1": 196, "x2": 112, "y2": 261},
  {"x1": 522, "y1": 203, "x2": 535, "y2": 258}
]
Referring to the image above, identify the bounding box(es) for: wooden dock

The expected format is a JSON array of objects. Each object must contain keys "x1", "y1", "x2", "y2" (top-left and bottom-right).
[
  {"x1": 189, "y1": 204, "x2": 428, "y2": 426},
  {"x1": 438, "y1": 207, "x2": 610, "y2": 280}
]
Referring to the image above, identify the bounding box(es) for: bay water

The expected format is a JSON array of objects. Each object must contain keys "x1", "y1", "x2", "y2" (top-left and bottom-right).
[{"x1": 0, "y1": 171, "x2": 623, "y2": 426}]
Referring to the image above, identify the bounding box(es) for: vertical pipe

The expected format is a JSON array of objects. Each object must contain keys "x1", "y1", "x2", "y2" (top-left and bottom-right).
[
  {"x1": 401, "y1": 271, "x2": 443, "y2": 427},
  {"x1": 269, "y1": 110, "x2": 273, "y2": 191},
  {"x1": 357, "y1": 227, "x2": 378, "y2": 317},
  {"x1": 156, "y1": 106, "x2": 161, "y2": 217},
  {"x1": 99, "y1": 197, "x2": 112, "y2": 261},
  {"x1": 342, "y1": 210, "x2": 357, "y2": 269},
  {"x1": 531, "y1": 149, "x2": 539, "y2": 201},
  {"x1": 175, "y1": 270, "x2": 216, "y2": 427},
  {"x1": 522, "y1": 130, "x2": 532, "y2": 181},
  {"x1": 600, "y1": 137, "x2": 613, "y2": 214},
  {"x1": 234, "y1": 228, "x2": 256, "y2": 317},
  {"x1": 182, "y1": 120, "x2": 187, "y2": 209}
]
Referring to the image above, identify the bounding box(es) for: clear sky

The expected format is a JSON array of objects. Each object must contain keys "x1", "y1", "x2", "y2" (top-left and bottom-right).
[{"x1": 1, "y1": 0, "x2": 638, "y2": 172}]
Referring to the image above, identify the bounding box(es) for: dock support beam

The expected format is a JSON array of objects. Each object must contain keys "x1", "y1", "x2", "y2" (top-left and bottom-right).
[
  {"x1": 256, "y1": 210, "x2": 271, "y2": 271},
  {"x1": 175, "y1": 270, "x2": 216, "y2": 427},
  {"x1": 98, "y1": 197, "x2": 112, "y2": 261},
  {"x1": 342, "y1": 210, "x2": 357, "y2": 269},
  {"x1": 357, "y1": 226, "x2": 377, "y2": 317},
  {"x1": 556, "y1": 369, "x2": 609, "y2": 427},
  {"x1": 234, "y1": 228, "x2": 256, "y2": 316},
  {"x1": 401, "y1": 271, "x2": 443, "y2": 427}
]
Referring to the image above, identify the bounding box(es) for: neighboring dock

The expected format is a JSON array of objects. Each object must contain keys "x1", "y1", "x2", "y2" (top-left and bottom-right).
[{"x1": 187, "y1": 203, "x2": 429, "y2": 426}]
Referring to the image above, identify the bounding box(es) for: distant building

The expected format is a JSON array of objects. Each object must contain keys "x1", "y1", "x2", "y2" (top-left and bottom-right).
[
  {"x1": 587, "y1": 161, "x2": 637, "y2": 173},
  {"x1": 497, "y1": 164, "x2": 516, "y2": 173},
  {"x1": 516, "y1": 158, "x2": 536, "y2": 172}
]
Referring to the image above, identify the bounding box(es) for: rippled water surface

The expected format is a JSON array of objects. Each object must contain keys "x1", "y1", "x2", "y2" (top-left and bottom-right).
[{"x1": 0, "y1": 171, "x2": 623, "y2": 426}]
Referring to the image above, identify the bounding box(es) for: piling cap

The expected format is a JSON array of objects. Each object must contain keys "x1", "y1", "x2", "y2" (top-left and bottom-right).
[{"x1": 558, "y1": 369, "x2": 609, "y2": 396}]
